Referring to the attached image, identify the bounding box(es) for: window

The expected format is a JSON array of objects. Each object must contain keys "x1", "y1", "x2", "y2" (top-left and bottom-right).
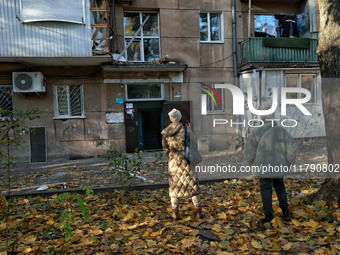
[
  {"x1": 285, "y1": 74, "x2": 316, "y2": 103},
  {"x1": 0, "y1": 86, "x2": 13, "y2": 118},
  {"x1": 254, "y1": 15, "x2": 276, "y2": 37},
  {"x1": 124, "y1": 12, "x2": 160, "y2": 62},
  {"x1": 200, "y1": 13, "x2": 222, "y2": 42},
  {"x1": 126, "y1": 84, "x2": 164, "y2": 101},
  {"x1": 54, "y1": 85, "x2": 84, "y2": 118},
  {"x1": 201, "y1": 84, "x2": 224, "y2": 113}
]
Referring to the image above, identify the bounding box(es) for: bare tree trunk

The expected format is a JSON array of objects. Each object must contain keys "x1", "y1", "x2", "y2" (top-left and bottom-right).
[{"x1": 311, "y1": 0, "x2": 340, "y2": 204}]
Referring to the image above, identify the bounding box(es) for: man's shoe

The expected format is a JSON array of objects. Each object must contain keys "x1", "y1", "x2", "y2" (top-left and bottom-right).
[
  {"x1": 282, "y1": 207, "x2": 292, "y2": 221},
  {"x1": 261, "y1": 214, "x2": 273, "y2": 224}
]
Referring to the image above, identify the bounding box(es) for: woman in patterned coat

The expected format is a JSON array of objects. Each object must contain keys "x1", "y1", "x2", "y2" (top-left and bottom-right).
[{"x1": 161, "y1": 108, "x2": 204, "y2": 220}]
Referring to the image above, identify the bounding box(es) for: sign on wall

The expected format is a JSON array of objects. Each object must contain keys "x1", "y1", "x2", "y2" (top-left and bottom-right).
[
  {"x1": 106, "y1": 112, "x2": 124, "y2": 124},
  {"x1": 19, "y1": 0, "x2": 85, "y2": 24},
  {"x1": 115, "y1": 98, "x2": 124, "y2": 104}
]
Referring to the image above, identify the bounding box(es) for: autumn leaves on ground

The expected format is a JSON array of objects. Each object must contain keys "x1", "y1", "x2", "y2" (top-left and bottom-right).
[{"x1": 0, "y1": 178, "x2": 339, "y2": 254}]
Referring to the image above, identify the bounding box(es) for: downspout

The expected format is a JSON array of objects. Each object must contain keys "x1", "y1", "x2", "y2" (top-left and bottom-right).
[
  {"x1": 169, "y1": 76, "x2": 173, "y2": 101},
  {"x1": 232, "y1": 0, "x2": 243, "y2": 149},
  {"x1": 232, "y1": 0, "x2": 238, "y2": 82},
  {"x1": 248, "y1": 0, "x2": 251, "y2": 38}
]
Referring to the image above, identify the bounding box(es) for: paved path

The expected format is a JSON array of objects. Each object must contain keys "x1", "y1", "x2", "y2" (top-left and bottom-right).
[{"x1": 0, "y1": 138, "x2": 328, "y2": 195}]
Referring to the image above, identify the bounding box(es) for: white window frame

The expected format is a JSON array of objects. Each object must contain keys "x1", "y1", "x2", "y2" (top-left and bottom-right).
[
  {"x1": 53, "y1": 85, "x2": 85, "y2": 119},
  {"x1": 125, "y1": 83, "x2": 165, "y2": 102},
  {"x1": 0, "y1": 85, "x2": 13, "y2": 119},
  {"x1": 285, "y1": 73, "x2": 317, "y2": 104},
  {"x1": 124, "y1": 11, "x2": 161, "y2": 62},
  {"x1": 204, "y1": 84, "x2": 225, "y2": 114},
  {"x1": 200, "y1": 12, "x2": 224, "y2": 43}
]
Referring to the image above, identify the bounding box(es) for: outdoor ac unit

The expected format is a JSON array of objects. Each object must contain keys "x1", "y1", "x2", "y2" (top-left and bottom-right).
[{"x1": 12, "y1": 72, "x2": 45, "y2": 93}]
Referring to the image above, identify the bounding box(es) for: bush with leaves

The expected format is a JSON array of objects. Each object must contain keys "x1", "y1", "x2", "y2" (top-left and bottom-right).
[
  {"x1": 106, "y1": 146, "x2": 143, "y2": 188},
  {"x1": 54, "y1": 185, "x2": 94, "y2": 241},
  {"x1": 0, "y1": 107, "x2": 40, "y2": 253}
]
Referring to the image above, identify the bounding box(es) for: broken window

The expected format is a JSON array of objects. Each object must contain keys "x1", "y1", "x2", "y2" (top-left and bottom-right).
[
  {"x1": 126, "y1": 84, "x2": 164, "y2": 101},
  {"x1": 285, "y1": 74, "x2": 316, "y2": 103},
  {"x1": 54, "y1": 85, "x2": 84, "y2": 118},
  {"x1": 0, "y1": 86, "x2": 13, "y2": 118},
  {"x1": 200, "y1": 13, "x2": 222, "y2": 42},
  {"x1": 19, "y1": 0, "x2": 85, "y2": 24},
  {"x1": 124, "y1": 12, "x2": 160, "y2": 62}
]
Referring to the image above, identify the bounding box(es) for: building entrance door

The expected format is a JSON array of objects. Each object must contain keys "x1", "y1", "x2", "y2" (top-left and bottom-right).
[
  {"x1": 125, "y1": 101, "x2": 164, "y2": 152},
  {"x1": 138, "y1": 108, "x2": 163, "y2": 150}
]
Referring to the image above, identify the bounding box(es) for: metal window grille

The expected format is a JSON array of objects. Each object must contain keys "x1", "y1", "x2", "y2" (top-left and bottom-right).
[
  {"x1": 125, "y1": 84, "x2": 164, "y2": 101},
  {"x1": 55, "y1": 85, "x2": 84, "y2": 117},
  {"x1": 0, "y1": 86, "x2": 13, "y2": 117}
]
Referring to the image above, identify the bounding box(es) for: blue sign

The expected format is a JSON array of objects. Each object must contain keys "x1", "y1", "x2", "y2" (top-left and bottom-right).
[{"x1": 115, "y1": 98, "x2": 124, "y2": 104}]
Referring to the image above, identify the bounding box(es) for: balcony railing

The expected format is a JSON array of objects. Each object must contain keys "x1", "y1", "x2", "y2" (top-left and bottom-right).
[{"x1": 240, "y1": 38, "x2": 319, "y2": 69}]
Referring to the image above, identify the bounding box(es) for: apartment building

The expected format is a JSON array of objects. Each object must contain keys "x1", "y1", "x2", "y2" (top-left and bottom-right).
[{"x1": 0, "y1": 0, "x2": 324, "y2": 163}]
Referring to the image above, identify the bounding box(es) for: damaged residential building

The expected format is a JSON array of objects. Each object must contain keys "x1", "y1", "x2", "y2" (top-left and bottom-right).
[
  {"x1": 238, "y1": 0, "x2": 325, "y2": 138},
  {"x1": 0, "y1": 0, "x2": 324, "y2": 163}
]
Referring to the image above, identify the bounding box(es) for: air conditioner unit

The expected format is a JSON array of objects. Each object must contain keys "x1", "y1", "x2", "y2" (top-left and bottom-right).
[{"x1": 12, "y1": 72, "x2": 45, "y2": 93}]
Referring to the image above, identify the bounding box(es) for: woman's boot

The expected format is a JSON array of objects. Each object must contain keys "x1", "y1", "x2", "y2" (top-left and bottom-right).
[
  {"x1": 195, "y1": 208, "x2": 205, "y2": 219},
  {"x1": 172, "y1": 209, "x2": 179, "y2": 220}
]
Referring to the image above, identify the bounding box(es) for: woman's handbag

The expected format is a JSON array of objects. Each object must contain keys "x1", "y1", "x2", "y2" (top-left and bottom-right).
[{"x1": 183, "y1": 126, "x2": 202, "y2": 165}]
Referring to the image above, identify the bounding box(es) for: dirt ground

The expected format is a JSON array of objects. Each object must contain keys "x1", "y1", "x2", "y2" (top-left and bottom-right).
[{"x1": 0, "y1": 137, "x2": 328, "y2": 195}]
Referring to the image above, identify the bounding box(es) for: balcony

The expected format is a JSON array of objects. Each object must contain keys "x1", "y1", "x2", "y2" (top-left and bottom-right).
[{"x1": 240, "y1": 38, "x2": 319, "y2": 70}]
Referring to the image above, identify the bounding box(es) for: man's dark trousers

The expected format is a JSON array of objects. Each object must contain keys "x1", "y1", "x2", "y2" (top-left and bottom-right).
[{"x1": 259, "y1": 178, "x2": 288, "y2": 216}]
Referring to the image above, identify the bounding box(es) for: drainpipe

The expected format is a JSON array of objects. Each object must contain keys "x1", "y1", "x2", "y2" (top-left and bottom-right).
[
  {"x1": 248, "y1": 0, "x2": 251, "y2": 38},
  {"x1": 169, "y1": 76, "x2": 173, "y2": 101},
  {"x1": 232, "y1": 0, "x2": 238, "y2": 81},
  {"x1": 232, "y1": 0, "x2": 243, "y2": 149}
]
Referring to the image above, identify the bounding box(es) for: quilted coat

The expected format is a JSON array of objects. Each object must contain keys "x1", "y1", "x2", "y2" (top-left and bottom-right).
[{"x1": 161, "y1": 121, "x2": 200, "y2": 198}]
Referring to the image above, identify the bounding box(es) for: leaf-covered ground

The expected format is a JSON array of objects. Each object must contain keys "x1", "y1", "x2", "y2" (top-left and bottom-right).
[
  {"x1": 1, "y1": 178, "x2": 339, "y2": 254},
  {"x1": 0, "y1": 138, "x2": 329, "y2": 194}
]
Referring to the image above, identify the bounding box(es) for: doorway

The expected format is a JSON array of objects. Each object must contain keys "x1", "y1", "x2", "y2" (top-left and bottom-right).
[
  {"x1": 125, "y1": 101, "x2": 164, "y2": 152},
  {"x1": 139, "y1": 108, "x2": 163, "y2": 150},
  {"x1": 29, "y1": 127, "x2": 47, "y2": 163}
]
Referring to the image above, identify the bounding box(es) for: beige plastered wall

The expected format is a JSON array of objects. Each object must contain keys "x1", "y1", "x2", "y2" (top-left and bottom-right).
[{"x1": 114, "y1": 0, "x2": 238, "y2": 151}]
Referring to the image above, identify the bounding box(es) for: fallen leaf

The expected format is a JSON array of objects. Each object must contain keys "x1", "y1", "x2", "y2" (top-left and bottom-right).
[
  {"x1": 282, "y1": 242, "x2": 292, "y2": 251},
  {"x1": 291, "y1": 219, "x2": 300, "y2": 227},
  {"x1": 305, "y1": 220, "x2": 318, "y2": 229},
  {"x1": 56, "y1": 238, "x2": 66, "y2": 246},
  {"x1": 23, "y1": 248, "x2": 33, "y2": 254},
  {"x1": 217, "y1": 212, "x2": 227, "y2": 220},
  {"x1": 251, "y1": 240, "x2": 262, "y2": 249},
  {"x1": 271, "y1": 216, "x2": 283, "y2": 228}
]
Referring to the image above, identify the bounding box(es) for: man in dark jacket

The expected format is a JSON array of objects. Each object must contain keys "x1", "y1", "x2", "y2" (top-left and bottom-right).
[{"x1": 245, "y1": 111, "x2": 298, "y2": 224}]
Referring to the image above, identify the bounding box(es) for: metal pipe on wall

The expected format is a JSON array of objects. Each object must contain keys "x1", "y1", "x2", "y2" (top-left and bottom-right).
[
  {"x1": 248, "y1": 0, "x2": 251, "y2": 38},
  {"x1": 232, "y1": 0, "x2": 238, "y2": 81},
  {"x1": 232, "y1": 0, "x2": 244, "y2": 149}
]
